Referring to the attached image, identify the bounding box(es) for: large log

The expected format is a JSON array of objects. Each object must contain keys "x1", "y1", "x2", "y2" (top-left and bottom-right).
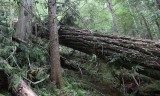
[
  {"x1": 9, "y1": 75, "x2": 38, "y2": 96},
  {"x1": 36, "y1": 26, "x2": 160, "y2": 79},
  {"x1": 59, "y1": 26, "x2": 160, "y2": 79},
  {"x1": 0, "y1": 57, "x2": 37, "y2": 96}
]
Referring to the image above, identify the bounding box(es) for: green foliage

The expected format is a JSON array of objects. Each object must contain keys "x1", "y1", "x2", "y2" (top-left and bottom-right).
[
  {"x1": 147, "y1": 81, "x2": 160, "y2": 90},
  {"x1": 9, "y1": 74, "x2": 21, "y2": 89},
  {"x1": 62, "y1": 70, "x2": 101, "y2": 96},
  {"x1": 138, "y1": 80, "x2": 160, "y2": 95},
  {"x1": 0, "y1": 93, "x2": 6, "y2": 96},
  {"x1": 33, "y1": 0, "x2": 160, "y2": 38},
  {"x1": 0, "y1": 59, "x2": 14, "y2": 75}
]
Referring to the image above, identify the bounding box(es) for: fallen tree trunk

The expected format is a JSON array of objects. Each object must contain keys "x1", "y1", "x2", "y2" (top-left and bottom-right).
[
  {"x1": 59, "y1": 26, "x2": 160, "y2": 79},
  {"x1": 36, "y1": 26, "x2": 160, "y2": 79},
  {"x1": 0, "y1": 57, "x2": 37, "y2": 96},
  {"x1": 9, "y1": 75, "x2": 38, "y2": 96}
]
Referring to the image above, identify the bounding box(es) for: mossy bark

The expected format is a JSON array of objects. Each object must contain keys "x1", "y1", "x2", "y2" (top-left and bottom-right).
[
  {"x1": 0, "y1": 57, "x2": 37, "y2": 96},
  {"x1": 9, "y1": 75, "x2": 37, "y2": 96}
]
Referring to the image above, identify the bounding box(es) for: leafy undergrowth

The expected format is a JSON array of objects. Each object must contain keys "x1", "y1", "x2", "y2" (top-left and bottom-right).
[
  {"x1": 34, "y1": 69, "x2": 102, "y2": 96},
  {"x1": 0, "y1": 31, "x2": 103, "y2": 96}
]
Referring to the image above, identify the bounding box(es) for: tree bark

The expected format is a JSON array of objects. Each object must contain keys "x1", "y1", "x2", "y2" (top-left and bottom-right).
[
  {"x1": 48, "y1": 0, "x2": 63, "y2": 88},
  {"x1": 107, "y1": 0, "x2": 120, "y2": 33},
  {"x1": 34, "y1": 25, "x2": 160, "y2": 79},
  {"x1": 9, "y1": 75, "x2": 37, "y2": 96},
  {"x1": 141, "y1": 14, "x2": 153, "y2": 40},
  {"x1": 0, "y1": 57, "x2": 37, "y2": 96},
  {"x1": 58, "y1": 26, "x2": 160, "y2": 79},
  {"x1": 14, "y1": 0, "x2": 32, "y2": 41},
  {"x1": 155, "y1": 19, "x2": 160, "y2": 35},
  {"x1": 156, "y1": 0, "x2": 160, "y2": 10}
]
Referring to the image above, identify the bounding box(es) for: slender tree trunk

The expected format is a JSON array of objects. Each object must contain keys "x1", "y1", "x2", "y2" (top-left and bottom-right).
[
  {"x1": 155, "y1": 19, "x2": 160, "y2": 34},
  {"x1": 14, "y1": 0, "x2": 32, "y2": 41},
  {"x1": 48, "y1": 0, "x2": 63, "y2": 88},
  {"x1": 155, "y1": 0, "x2": 160, "y2": 35},
  {"x1": 107, "y1": 0, "x2": 120, "y2": 33},
  {"x1": 127, "y1": 0, "x2": 137, "y2": 36},
  {"x1": 9, "y1": 0, "x2": 14, "y2": 28},
  {"x1": 156, "y1": 0, "x2": 160, "y2": 10},
  {"x1": 141, "y1": 15, "x2": 153, "y2": 40}
]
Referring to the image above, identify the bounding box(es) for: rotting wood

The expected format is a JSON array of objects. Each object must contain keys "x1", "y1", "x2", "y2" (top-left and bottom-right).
[
  {"x1": 9, "y1": 75, "x2": 38, "y2": 96},
  {"x1": 0, "y1": 57, "x2": 38, "y2": 96}
]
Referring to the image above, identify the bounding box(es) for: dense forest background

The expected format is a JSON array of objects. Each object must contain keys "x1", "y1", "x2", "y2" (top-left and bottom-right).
[{"x1": 0, "y1": 0, "x2": 160, "y2": 96}]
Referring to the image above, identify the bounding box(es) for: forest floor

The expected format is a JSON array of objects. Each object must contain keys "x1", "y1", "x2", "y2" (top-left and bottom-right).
[{"x1": 1, "y1": 36, "x2": 160, "y2": 96}]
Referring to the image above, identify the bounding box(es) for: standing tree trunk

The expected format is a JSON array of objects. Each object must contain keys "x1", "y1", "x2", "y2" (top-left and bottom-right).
[
  {"x1": 48, "y1": 0, "x2": 63, "y2": 88},
  {"x1": 14, "y1": 0, "x2": 32, "y2": 41},
  {"x1": 156, "y1": 0, "x2": 160, "y2": 10},
  {"x1": 107, "y1": 0, "x2": 120, "y2": 33},
  {"x1": 141, "y1": 15, "x2": 153, "y2": 40},
  {"x1": 9, "y1": 0, "x2": 15, "y2": 28},
  {"x1": 127, "y1": 0, "x2": 138, "y2": 36},
  {"x1": 155, "y1": 0, "x2": 160, "y2": 35},
  {"x1": 155, "y1": 19, "x2": 160, "y2": 35}
]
